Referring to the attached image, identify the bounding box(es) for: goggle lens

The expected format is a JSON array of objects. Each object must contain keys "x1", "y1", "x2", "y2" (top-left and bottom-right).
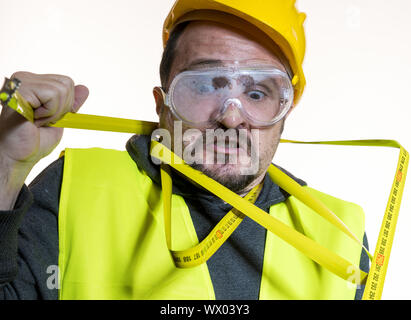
[{"x1": 167, "y1": 68, "x2": 294, "y2": 127}]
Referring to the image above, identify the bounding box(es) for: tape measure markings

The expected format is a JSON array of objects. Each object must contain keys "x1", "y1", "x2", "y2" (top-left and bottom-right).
[
  {"x1": 170, "y1": 183, "x2": 262, "y2": 268},
  {"x1": 363, "y1": 147, "x2": 408, "y2": 299}
]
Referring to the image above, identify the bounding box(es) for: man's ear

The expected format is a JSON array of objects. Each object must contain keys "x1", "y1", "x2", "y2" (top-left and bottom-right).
[{"x1": 153, "y1": 86, "x2": 166, "y2": 116}]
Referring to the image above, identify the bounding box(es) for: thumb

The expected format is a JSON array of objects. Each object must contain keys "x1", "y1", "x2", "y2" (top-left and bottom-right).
[{"x1": 72, "y1": 85, "x2": 89, "y2": 112}]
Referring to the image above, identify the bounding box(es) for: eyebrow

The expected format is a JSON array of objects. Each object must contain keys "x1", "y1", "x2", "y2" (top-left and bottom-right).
[{"x1": 180, "y1": 59, "x2": 224, "y2": 72}]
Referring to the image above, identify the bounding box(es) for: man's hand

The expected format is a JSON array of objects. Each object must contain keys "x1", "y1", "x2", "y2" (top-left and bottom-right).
[{"x1": 0, "y1": 72, "x2": 89, "y2": 210}]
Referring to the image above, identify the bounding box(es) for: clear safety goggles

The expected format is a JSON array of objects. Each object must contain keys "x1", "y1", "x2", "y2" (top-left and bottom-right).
[{"x1": 161, "y1": 66, "x2": 294, "y2": 128}]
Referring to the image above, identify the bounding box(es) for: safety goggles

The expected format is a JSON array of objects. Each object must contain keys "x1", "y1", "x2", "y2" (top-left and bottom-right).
[{"x1": 161, "y1": 66, "x2": 294, "y2": 128}]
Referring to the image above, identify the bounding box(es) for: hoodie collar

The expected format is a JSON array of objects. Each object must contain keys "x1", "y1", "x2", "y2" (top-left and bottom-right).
[{"x1": 125, "y1": 134, "x2": 306, "y2": 212}]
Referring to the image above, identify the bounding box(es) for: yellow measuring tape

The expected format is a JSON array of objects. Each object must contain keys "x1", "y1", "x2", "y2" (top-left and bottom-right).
[
  {"x1": 1, "y1": 78, "x2": 408, "y2": 299},
  {"x1": 151, "y1": 141, "x2": 369, "y2": 284},
  {"x1": 161, "y1": 162, "x2": 264, "y2": 268},
  {"x1": 280, "y1": 139, "x2": 409, "y2": 300}
]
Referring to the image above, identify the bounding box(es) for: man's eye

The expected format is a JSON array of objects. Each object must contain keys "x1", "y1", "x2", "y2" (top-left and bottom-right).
[{"x1": 247, "y1": 90, "x2": 266, "y2": 101}]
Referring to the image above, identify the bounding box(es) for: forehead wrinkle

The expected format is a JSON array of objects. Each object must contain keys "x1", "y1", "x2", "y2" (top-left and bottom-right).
[
  {"x1": 183, "y1": 33, "x2": 268, "y2": 59},
  {"x1": 169, "y1": 21, "x2": 287, "y2": 87},
  {"x1": 176, "y1": 40, "x2": 285, "y2": 75}
]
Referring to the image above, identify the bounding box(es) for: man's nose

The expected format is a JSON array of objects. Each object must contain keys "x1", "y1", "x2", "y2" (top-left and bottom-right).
[{"x1": 218, "y1": 98, "x2": 248, "y2": 128}]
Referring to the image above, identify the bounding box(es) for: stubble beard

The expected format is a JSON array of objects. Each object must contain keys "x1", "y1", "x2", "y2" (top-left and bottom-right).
[{"x1": 190, "y1": 160, "x2": 260, "y2": 194}]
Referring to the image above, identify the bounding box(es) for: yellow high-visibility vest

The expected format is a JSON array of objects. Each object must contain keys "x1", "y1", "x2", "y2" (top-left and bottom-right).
[{"x1": 58, "y1": 148, "x2": 365, "y2": 300}]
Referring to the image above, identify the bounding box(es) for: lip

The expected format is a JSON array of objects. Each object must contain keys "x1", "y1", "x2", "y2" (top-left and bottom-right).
[
  {"x1": 189, "y1": 131, "x2": 253, "y2": 156},
  {"x1": 213, "y1": 143, "x2": 241, "y2": 154}
]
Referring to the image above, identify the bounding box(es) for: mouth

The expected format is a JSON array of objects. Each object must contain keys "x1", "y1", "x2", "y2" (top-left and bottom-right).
[
  {"x1": 209, "y1": 136, "x2": 250, "y2": 156},
  {"x1": 184, "y1": 129, "x2": 255, "y2": 164},
  {"x1": 213, "y1": 141, "x2": 242, "y2": 155}
]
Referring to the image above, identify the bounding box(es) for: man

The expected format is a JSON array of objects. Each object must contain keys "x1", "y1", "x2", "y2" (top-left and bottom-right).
[{"x1": 0, "y1": 0, "x2": 369, "y2": 299}]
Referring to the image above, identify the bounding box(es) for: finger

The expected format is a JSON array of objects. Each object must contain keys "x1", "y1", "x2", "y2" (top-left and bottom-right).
[
  {"x1": 10, "y1": 78, "x2": 43, "y2": 110},
  {"x1": 42, "y1": 74, "x2": 75, "y2": 115},
  {"x1": 32, "y1": 81, "x2": 63, "y2": 119},
  {"x1": 34, "y1": 84, "x2": 87, "y2": 127},
  {"x1": 72, "y1": 85, "x2": 89, "y2": 112},
  {"x1": 11, "y1": 73, "x2": 74, "y2": 116}
]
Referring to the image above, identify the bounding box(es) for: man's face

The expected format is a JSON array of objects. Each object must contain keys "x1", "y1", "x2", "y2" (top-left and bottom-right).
[{"x1": 156, "y1": 21, "x2": 291, "y2": 194}]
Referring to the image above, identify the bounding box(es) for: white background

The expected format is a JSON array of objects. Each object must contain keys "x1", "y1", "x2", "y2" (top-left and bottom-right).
[{"x1": 0, "y1": 0, "x2": 410, "y2": 299}]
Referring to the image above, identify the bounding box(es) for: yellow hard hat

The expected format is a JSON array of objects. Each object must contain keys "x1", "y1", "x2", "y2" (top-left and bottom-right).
[{"x1": 163, "y1": 0, "x2": 307, "y2": 106}]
